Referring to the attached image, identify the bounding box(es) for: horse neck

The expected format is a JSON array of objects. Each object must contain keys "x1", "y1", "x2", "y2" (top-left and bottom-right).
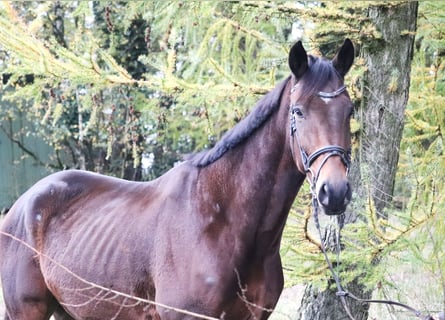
[{"x1": 198, "y1": 81, "x2": 305, "y2": 249}]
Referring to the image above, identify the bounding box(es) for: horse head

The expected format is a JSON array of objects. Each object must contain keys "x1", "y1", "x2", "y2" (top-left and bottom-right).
[{"x1": 288, "y1": 39, "x2": 354, "y2": 215}]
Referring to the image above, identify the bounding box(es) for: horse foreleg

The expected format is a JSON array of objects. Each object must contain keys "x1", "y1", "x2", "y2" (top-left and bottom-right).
[{"x1": 1, "y1": 247, "x2": 56, "y2": 319}]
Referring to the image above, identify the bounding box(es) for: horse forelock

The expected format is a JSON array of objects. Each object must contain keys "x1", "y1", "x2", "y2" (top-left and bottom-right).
[
  {"x1": 188, "y1": 77, "x2": 291, "y2": 167},
  {"x1": 298, "y1": 55, "x2": 343, "y2": 98}
]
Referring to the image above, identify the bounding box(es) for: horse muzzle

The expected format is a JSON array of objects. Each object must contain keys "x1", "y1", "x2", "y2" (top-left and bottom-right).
[
  {"x1": 299, "y1": 145, "x2": 352, "y2": 215},
  {"x1": 316, "y1": 178, "x2": 352, "y2": 215}
]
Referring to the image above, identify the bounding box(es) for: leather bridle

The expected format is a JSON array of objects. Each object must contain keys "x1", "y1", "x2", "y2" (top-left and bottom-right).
[
  {"x1": 289, "y1": 81, "x2": 351, "y2": 193},
  {"x1": 288, "y1": 79, "x2": 434, "y2": 320}
]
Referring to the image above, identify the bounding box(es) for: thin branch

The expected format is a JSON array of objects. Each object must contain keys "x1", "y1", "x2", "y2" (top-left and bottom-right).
[
  {"x1": 234, "y1": 268, "x2": 274, "y2": 318},
  {"x1": 0, "y1": 122, "x2": 59, "y2": 169}
]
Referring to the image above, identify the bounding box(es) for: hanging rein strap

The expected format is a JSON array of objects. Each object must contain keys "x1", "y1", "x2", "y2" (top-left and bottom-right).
[{"x1": 312, "y1": 199, "x2": 435, "y2": 320}]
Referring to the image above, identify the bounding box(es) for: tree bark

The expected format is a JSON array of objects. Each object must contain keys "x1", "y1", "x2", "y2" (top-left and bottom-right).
[
  {"x1": 358, "y1": 2, "x2": 418, "y2": 217},
  {"x1": 297, "y1": 2, "x2": 418, "y2": 319}
]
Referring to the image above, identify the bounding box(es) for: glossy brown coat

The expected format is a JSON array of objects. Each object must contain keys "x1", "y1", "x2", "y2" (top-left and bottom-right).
[{"x1": 0, "y1": 40, "x2": 354, "y2": 320}]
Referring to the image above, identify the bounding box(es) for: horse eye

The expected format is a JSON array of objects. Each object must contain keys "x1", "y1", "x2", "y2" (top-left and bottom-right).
[{"x1": 293, "y1": 107, "x2": 304, "y2": 118}]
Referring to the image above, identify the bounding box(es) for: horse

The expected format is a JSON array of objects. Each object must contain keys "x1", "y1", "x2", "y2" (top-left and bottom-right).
[{"x1": 0, "y1": 39, "x2": 354, "y2": 320}]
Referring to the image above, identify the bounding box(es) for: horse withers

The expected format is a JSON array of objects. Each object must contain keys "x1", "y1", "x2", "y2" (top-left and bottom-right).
[{"x1": 0, "y1": 39, "x2": 354, "y2": 320}]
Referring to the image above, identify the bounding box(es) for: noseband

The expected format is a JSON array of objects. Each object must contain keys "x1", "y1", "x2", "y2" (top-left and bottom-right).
[{"x1": 289, "y1": 83, "x2": 351, "y2": 188}]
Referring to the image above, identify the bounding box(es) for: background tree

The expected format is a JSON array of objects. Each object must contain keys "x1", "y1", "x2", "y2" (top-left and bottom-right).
[
  {"x1": 0, "y1": 1, "x2": 148, "y2": 179},
  {"x1": 0, "y1": 1, "x2": 294, "y2": 180},
  {"x1": 381, "y1": 2, "x2": 445, "y2": 317}
]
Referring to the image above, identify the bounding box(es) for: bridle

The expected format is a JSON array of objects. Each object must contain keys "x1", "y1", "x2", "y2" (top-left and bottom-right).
[
  {"x1": 288, "y1": 79, "x2": 434, "y2": 320},
  {"x1": 289, "y1": 81, "x2": 351, "y2": 192}
]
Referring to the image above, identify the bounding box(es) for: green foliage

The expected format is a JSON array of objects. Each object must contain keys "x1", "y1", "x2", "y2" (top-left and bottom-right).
[
  {"x1": 0, "y1": 1, "x2": 300, "y2": 178},
  {"x1": 392, "y1": 3, "x2": 445, "y2": 308},
  {"x1": 0, "y1": 1, "x2": 147, "y2": 177}
]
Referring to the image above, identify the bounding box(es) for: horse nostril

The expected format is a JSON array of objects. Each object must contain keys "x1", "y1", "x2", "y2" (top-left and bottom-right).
[{"x1": 318, "y1": 183, "x2": 330, "y2": 207}]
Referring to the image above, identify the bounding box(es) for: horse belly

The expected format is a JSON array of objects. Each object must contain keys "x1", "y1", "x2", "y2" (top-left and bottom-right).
[
  {"x1": 40, "y1": 213, "x2": 157, "y2": 319},
  {"x1": 41, "y1": 241, "x2": 156, "y2": 319}
]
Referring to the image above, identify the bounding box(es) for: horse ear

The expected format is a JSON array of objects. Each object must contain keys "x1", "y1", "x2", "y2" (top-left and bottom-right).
[
  {"x1": 332, "y1": 38, "x2": 354, "y2": 77},
  {"x1": 289, "y1": 41, "x2": 308, "y2": 79}
]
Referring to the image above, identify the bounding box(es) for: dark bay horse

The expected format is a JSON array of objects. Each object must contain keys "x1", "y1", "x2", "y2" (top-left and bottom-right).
[{"x1": 0, "y1": 39, "x2": 354, "y2": 320}]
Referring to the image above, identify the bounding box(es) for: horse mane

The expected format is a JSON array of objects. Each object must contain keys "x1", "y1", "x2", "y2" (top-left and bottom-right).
[
  {"x1": 188, "y1": 55, "x2": 341, "y2": 167},
  {"x1": 187, "y1": 77, "x2": 290, "y2": 167}
]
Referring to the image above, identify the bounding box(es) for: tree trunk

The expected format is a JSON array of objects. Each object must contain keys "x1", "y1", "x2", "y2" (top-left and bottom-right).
[
  {"x1": 297, "y1": 2, "x2": 418, "y2": 319},
  {"x1": 358, "y1": 2, "x2": 418, "y2": 217},
  {"x1": 298, "y1": 282, "x2": 370, "y2": 320}
]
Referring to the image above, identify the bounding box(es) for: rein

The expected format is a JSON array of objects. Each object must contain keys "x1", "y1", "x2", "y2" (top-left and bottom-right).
[
  {"x1": 311, "y1": 199, "x2": 434, "y2": 320},
  {"x1": 288, "y1": 81, "x2": 434, "y2": 320}
]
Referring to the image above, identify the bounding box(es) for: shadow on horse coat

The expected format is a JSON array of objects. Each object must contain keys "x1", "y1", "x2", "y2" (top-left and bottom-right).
[{"x1": 0, "y1": 39, "x2": 354, "y2": 320}]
